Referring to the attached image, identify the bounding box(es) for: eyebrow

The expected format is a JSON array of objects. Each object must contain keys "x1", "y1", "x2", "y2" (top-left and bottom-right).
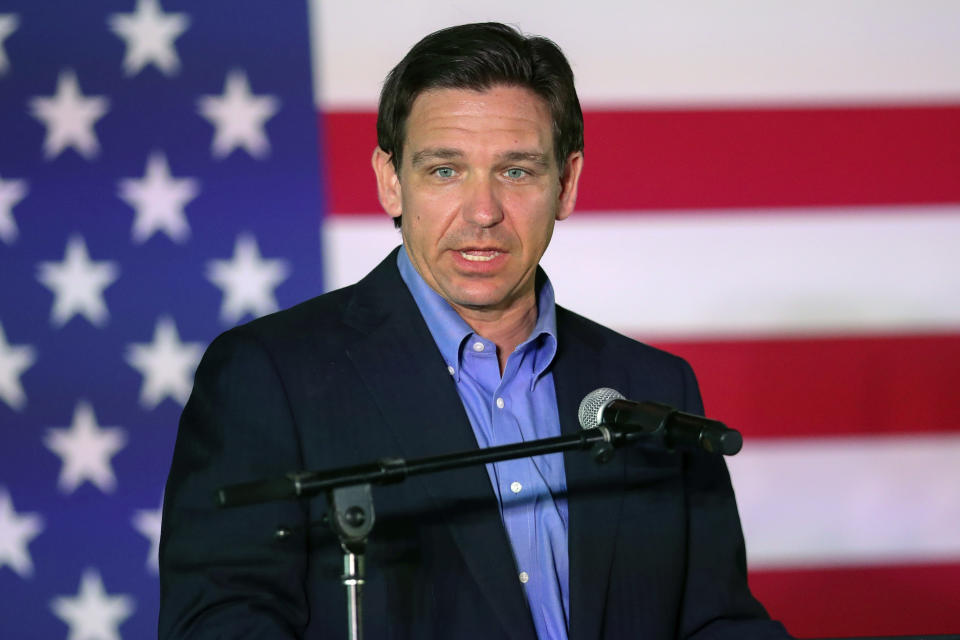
[
  {"x1": 410, "y1": 148, "x2": 463, "y2": 167},
  {"x1": 500, "y1": 151, "x2": 550, "y2": 168},
  {"x1": 409, "y1": 148, "x2": 551, "y2": 168}
]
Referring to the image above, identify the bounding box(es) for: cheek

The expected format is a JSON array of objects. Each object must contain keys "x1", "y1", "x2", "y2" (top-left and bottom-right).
[
  {"x1": 502, "y1": 193, "x2": 559, "y2": 237},
  {"x1": 407, "y1": 192, "x2": 466, "y2": 240},
  {"x1": 502, "y1": 180, "x2": 558, "y2": 209},
  {"x1": 401, "y1": 202, "x2": 444, "y2": 253},
  {"x1": 404, "y1": 186, "x2": 457, "y2": 221}
]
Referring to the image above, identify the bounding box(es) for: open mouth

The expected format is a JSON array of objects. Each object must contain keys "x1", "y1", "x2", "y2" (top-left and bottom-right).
[{"x1": 458, "y1": 250, "x2": 502, "y2": 262}]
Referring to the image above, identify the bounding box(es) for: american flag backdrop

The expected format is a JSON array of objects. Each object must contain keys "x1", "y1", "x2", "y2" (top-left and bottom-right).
[
  {"x1": 0, "y1": 1, "x2": 322, "y2": 637},
  {"x1": 315, "y1": 1, "x2": 960, "y2": 638},
  {"x1": 1, "y1": 1, "x2": 959, "y2": 639}
]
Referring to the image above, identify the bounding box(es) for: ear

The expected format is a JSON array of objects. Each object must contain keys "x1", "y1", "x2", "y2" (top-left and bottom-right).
[
  {"x1": 555, "y1": 151, "x2": 583, "y2": 221},
  {"x1": 372, "y1": 147, "x2": 402, "y2": 220}
]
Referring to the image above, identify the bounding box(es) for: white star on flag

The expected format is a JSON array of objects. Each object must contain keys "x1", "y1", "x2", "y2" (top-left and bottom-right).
[
  {"x1": 37, "y1": 235, "x2": 119, "y2": 328},
  {"x1": 44, "y1": 402, "x2": 127, "y2": 494},
  {"x1": 108, "y1": 0, "x2": 190, "y2": 77},
  {"x1": 131, "y1": 503, "x2": 162, "y2": 574},
  {"x1": 28, "y1": 69, "x2": 110, "y2": 160},
  {"x1": 197, "y1": 69, "x2": 280, "y2": 159},
  {"x1": 207, "y1": 234, "x2": 291, "y2": 324},
  {"x1": 0, "y1": 321, "x2": 36, "y2": 411},
  {"x1": 118, "y1": 152, "x2": 199, "y2": 244},
  {"x1": 126, "y1": 316, "x2": 203, "y2": 409},
  {"x1": 0, "y1": 13, "x2": 17, "y2": 75},
  {"x1": 0, "y1": 487, "x2": 43, "y2": 579},
  {"x1": 0, "y1": 173, "x2": 28, "y2": 245},
  {"x1": 51, "y1": 568, "x2": 135, "y2": 640}
]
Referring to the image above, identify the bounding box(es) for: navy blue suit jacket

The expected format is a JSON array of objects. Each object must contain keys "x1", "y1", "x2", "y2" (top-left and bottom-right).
[{"x1": 159, "y1": 248, "x2": 790, "y2": 639}]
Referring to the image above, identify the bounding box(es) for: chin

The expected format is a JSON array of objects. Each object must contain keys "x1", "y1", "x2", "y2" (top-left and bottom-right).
[
  {"x1": 450, "y1": 296, "x2": 501, "y2": 310},
  {"x1": 447, "y1": 289, "x2": 508, "y2": 310}
]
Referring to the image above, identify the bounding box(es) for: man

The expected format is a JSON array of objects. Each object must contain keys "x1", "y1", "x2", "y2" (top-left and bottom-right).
[{"x1": 159, "y1": 22, "x2": 790, "y2": 639}]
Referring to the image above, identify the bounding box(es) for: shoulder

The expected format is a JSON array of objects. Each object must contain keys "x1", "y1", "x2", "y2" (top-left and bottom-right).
[
  {"x1": 556, "y1": 304, "x2": 692, "y2": 371},
  {"x1": 198, "y1": 283, "x2": 360, "y2": 376},
  {"x1": 209, "y1": 246, "x2": 403, "y2": 346},
  {"x1": 237, "y1": 284, "x2": 355, "y2": 340},
  {"x1": 556, "y1": 304, "x2": 702, "y2": 414}
]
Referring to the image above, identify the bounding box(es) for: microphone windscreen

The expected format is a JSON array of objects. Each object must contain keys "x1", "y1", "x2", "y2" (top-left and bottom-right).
[{"x1": 577, "y1": 387, "x2": 624, "y2": 430}]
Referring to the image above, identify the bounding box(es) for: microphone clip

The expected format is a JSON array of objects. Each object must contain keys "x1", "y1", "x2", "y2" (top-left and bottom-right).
[{"x1": 591, "y1": 424, "x2": 616, "y2": 464}]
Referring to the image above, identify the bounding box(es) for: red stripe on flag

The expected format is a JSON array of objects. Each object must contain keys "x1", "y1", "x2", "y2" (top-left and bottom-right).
[
  {"x1": 322, "y1": 105, "x2": 960, "y2": 214},
  {"x1": 749, "y1": 562, "x2": 960, "y2": 638},
  {"x1": 579, "y1": 106, "x2": 960, "y2": 212},
  {"x1": 652, "y1": 333, "x2": 960, "y2": 438},
  {"x1": 324, "y1": 112, "x2": 380, "y2": 214}
]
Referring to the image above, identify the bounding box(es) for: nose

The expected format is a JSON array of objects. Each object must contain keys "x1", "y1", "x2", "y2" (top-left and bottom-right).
[{"x1": 461, "y1": 176, "x2": 503, "y2": 228}]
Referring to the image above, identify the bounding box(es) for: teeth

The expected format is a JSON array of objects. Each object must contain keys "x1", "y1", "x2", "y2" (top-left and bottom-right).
[{"x1": 459, "y1": 251, "x2": 501, "y2": 262}]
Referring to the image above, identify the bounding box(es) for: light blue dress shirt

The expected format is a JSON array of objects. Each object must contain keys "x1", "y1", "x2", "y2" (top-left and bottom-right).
[{"x1": 397, "y1": 248, "x2": 570, "y2": 640}]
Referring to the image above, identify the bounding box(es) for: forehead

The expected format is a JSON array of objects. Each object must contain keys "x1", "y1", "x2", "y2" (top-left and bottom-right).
[{"x1": 403, "y1": 85, "x2": 553, "y2": 155}]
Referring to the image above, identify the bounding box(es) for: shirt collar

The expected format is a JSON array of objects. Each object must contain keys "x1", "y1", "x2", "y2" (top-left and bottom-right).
[{"x1": 396, "y1": 246, "x2": 558, "y2": 385}]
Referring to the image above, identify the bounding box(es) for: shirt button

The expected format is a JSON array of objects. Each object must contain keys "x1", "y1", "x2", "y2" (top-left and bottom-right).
[
  {"x1": 472, "y1": 341, "x2": 484, "y2": 352},
  {"x1": 519, "y1": 571, "x2": 529, "y2": 584},
  {"x1": 510, "y1": 481, "x2": 522, "y2": 494},
  {"x1": 446, "y1": 365, "x2": 455, "y2": 376},
  {"x1": 496, "y1": 397, "x2": 505, "y2": 409}
]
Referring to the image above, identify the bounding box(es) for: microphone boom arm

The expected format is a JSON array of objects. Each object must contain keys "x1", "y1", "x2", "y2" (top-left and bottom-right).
[{"x1": 218, "y1": 403, "x2": 741, "y2": 509}]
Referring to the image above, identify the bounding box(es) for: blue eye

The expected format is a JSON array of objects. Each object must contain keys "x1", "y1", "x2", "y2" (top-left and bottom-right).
[
  {"x1": 505, "y1": 168, "x2": 527, "y2": 179},
  {"x1": 434, "y1": 167, "x2": 455, "y2": 178}
]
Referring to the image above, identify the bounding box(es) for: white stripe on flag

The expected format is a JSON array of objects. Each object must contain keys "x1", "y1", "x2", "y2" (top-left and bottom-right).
[
  {"x1": 730, "y1": 434, "x2": 960, "y2": 569},
  {"x1": 311, "y1": 0, "x2": 960, "y2": 108},
  {"x1": 323, "y1": 206, "x2": 960, "y2": 337}
]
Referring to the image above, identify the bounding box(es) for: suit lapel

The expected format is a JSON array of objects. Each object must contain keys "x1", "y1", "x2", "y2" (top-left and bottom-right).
[
  {"x1": 554, "y1": 309, "x2": 627, "y2": 640},
  {"x1": 341, "y1": 250, "x2": 538, "y2": 640}
]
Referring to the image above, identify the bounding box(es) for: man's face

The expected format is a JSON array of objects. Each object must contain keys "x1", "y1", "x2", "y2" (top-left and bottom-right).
[{"x1": 373, "y1": 85, "x2": 582, "y2": 316}]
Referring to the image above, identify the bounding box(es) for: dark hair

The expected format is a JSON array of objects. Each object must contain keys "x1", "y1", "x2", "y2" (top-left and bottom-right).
[{"x1": 377, "y1": 22, "x2": 584, "y2": 228}]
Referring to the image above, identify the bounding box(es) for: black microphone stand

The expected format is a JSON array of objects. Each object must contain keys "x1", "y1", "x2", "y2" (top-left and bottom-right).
[{"x1": 217, "y1": 415, "x2": 742, "y2": 640}]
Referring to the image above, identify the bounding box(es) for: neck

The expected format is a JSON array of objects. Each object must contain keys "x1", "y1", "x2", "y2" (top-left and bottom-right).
[{"x1": 451, "y1": 295, "x2": 538, "y2": 374}]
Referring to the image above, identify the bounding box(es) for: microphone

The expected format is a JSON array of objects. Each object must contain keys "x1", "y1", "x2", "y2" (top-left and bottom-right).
[{"x1": 578, "y1": 388, "x2": 742, "y2": 456}]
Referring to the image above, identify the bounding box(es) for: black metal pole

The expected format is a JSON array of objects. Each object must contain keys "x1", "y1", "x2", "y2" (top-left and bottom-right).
[
  {"x1": 218, "y1": 411, "x2": 742, "y2": 509},
  {"x1": 218, "y1": 427, "x2": 611, "y2": 508}
]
